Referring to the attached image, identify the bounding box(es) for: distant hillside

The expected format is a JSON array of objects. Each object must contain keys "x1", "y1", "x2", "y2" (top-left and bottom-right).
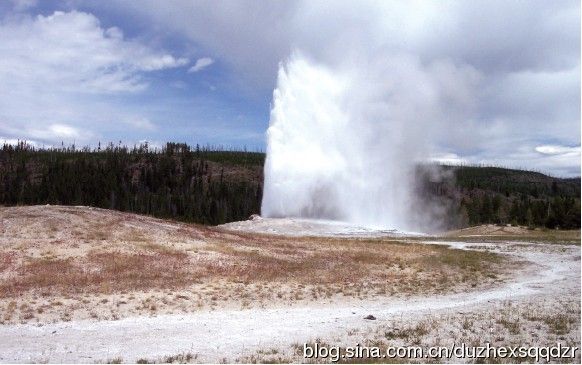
[
  {"x1": 450, "y1": 165, "x2": 579, "y2": 197},
  {"x1": 0, "y1": 142, "x2": 579, "y2": 229},
  {"x1": 418, "y1": 165, "x2": 580, "y2": 229}
]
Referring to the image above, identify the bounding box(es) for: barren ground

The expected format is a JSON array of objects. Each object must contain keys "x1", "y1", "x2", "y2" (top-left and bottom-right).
[{"x1": 0, "y1": 205, "x2": 579, "y2": 363}]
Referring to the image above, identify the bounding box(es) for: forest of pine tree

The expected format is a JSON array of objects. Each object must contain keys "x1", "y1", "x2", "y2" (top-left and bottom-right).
[
  {"x1": 453, "y1": 166, "x2": 580, "y2": 229},
  {"x1": 0, "y1": 141, "x2": 263, "y2": 225},
  {"x1": 418, "y1": 165, "x2": 581, "y2": 229},
  {"x1": 1, "y1": 141, "x2": 580, "y2": 229}
]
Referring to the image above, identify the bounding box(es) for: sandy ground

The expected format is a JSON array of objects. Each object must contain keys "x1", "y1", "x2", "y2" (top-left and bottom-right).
[{"x1": 0, "y1": 206, "x2": 579, "y2": 363}]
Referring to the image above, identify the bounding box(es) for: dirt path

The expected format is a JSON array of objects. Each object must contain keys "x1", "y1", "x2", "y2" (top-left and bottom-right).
[{"x1": 0, "y1": 240, "x2": 578, "y2": 363}]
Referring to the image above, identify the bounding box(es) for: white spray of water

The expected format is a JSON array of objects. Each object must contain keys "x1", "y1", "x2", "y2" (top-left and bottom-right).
[{"x1": 261, "y1": 52, "x2": 479, "y2": 231}]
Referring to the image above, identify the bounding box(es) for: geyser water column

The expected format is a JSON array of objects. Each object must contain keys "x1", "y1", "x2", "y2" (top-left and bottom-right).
[
  {"x1": 262, "y1": 56, "x2": 358, "y2": 222},
  {"x1": 261, "y1": 54, "x2": 418, "y2": 230},
  {"x1": 261, "y1": 53, "x2": 477, "y2": 231}
]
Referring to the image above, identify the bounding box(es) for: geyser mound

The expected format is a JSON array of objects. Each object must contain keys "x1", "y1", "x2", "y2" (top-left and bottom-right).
[{"x1": 261, "y1": 53, "x2": 477, "y2": 232}]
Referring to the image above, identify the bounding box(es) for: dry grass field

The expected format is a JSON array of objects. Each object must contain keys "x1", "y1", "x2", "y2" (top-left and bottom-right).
[{"x1": 0, "y1": 205, "x2": 511, "y2": 325}]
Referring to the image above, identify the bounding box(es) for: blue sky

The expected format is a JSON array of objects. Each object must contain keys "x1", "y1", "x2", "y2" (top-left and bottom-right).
[
  {"x1": 0, "y1": 0, "x2": 272, "y2": 150},
  {"x1": 0, "y1": 0, "x2": 580, "y2": 176}
]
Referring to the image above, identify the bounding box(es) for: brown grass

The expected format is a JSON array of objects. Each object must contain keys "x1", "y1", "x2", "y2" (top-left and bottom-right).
[
  {"x1": 0, "y1": 205, "x2": 511, "y2": 302},
  {"x1": 0, "y1": 251, "x2": 192, "y2": 297},
  {"x1": 0, "y1": 235, "x2": 507, "y2": 300},
  {"x1": 0, "y1": 252, "x2": 17, "y2": 272},
  {"x1": 198, "y1": 236, "x2": 508, "y2": 296}
]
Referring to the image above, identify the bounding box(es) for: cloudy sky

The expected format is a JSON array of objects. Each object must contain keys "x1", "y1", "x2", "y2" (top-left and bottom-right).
[{"x1": 0, "y1": 0, "x2": 580, "y2": 176}]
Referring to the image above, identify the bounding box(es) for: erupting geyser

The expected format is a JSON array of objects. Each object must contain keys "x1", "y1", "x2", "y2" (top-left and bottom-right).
[
  {"x1": 261, "y1": 54, "x2": 416, "y2": 231},
  {"x1": 261, "y1": 52, "x2": 478, "y2": 231}
]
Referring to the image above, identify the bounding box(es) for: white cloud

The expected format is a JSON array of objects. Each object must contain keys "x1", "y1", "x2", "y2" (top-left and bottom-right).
[
  {"x1": 48, "y1": 124, "x2": 80, "y2": 139},
  {"x1": 1, "y1": 123, "x2": 91, "y2": 144},
  {"x1": 109, "y1": 1, "x2": 579, "y2": 88},
  {"x1": 125, "y1": 117, "x2": 156, "y2": 131},
  {"x1": 535, "y1": 145, "x2": 581, "y2": 156},
  {"x1": 0, "y1": 10, "x2": 188, "y2": 145},
  {"x1": 428, "y1": 153, "x2": 467, "y2": 165},
  {"x1": 0, "y1": 11, "x2": 189, "y2": 94},
  {"x1": 140, "y1": 54, "x2": 189, "y2": 72},
  {"x1": 28, "y1": 123, "x2": 87, "y2": 141},
  {"x1": 188, "y1": 57, "x2": 214, "y2": 73}
]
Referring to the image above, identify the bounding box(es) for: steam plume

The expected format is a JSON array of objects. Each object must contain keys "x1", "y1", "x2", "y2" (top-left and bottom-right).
[{"x1": 262, "y1": 52, "x2": 479, "y2": 231}]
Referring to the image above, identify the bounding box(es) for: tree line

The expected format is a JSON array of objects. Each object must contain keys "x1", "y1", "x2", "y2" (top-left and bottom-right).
[
  {"x1": 1, "y1": 141, "x2": 579, "y2": 229},
  {"x1": 420, "y1": 165, "x2": 580, "y2": 229},
  {"x1": 0, "y1": 141, "x2": 263, "y2": 225}
]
